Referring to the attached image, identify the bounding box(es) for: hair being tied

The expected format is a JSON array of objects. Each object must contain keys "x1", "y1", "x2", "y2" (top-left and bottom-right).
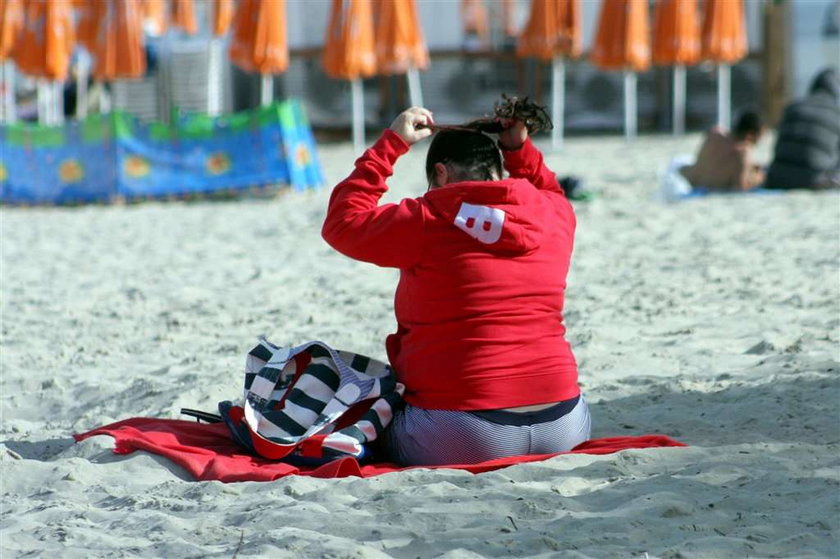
[{"x1": 423, "y1": 95, "x2": 554, "y2": 187}]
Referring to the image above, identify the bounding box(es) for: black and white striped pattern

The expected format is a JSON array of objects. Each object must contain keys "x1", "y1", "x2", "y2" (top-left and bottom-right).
[{"x1": 239, "y1": 339, "x2": 404, "y2": 461}]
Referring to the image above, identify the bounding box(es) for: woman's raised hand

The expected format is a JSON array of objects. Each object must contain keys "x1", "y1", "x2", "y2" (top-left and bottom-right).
[
  {"x1": 390, "y1": 107, "x2": 435, "y2": 145},
  {"x1": 497, "y1": 118, "x2": 528, "y2": 151}
]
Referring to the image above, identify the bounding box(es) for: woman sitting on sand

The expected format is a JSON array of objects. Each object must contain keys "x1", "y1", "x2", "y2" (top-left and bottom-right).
[{"x1": 322, "y1": 107, "x2": 590, "y2": 466}]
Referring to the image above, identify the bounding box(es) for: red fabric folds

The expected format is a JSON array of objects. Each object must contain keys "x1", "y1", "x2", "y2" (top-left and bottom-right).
[{"x1": 74, "y1": 418, "x2": 686, "y2": 482}]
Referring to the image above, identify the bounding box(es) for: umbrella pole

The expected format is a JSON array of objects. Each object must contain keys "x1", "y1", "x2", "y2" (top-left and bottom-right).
[
  {"x1": 406, "y1": 67, "x2": 424, "y2": 108},
  {"x1": 551, "y1": 56, "x2": 565, "y2": 151},
  {"x1": 97, "y1": 81, "x2": 112, "y2": 113},
  {"x1": 47, "y1": 83, "x2": 54, "y2": 125},
  {"x1": 76, "y1": 53, "x2": 90, "y2": 120},
  {"x1": 208, "y1": 38, "x2": 222, "y2": 116},
  {"x1": 673, "y1": 64, "x2": 686, "y2": 136},
  {"x1": 37, "y1": 80, "x2": 49, "y2": 125},
  {"x1": 351, "y1": 77, "x2": 365, "y2": 155},
  {"x1": 717, "y1": 63, "x2": 731, "y2": 129},
  {"x1": 45, "y1": 82, "x2": 57, "y2": 125},
  {"x1": 260, "y1": 74, "x2": 273, "y2": 107},
  {"x1": 624, "y1": 70, "x2": 637, "y2": 141},
  {"x1": 2, "y1": 61, "x2": 15, "y2": 124},
  {"x1": 53, "y1": 81, "x2": 64, "y2": 125}
]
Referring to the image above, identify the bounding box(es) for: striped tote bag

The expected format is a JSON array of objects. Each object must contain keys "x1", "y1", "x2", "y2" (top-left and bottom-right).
[{"x1": 219, "y1": 338, "x2": 404, "y2": 465}]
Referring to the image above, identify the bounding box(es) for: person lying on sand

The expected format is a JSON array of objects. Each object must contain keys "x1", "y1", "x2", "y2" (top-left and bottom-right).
[
  {"x1": 680, "y1": 110, "x2": 766, "y2": 192},
  {"x1": 322, "y1": 106, "x2": 590, "y2": 466}
]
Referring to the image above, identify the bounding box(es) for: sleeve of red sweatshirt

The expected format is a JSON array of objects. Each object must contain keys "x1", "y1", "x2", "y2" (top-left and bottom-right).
[
  {"x1": 321, "y1": 129, "x2": 426, "y2": 269},
  {"x1": 501, "y1": 138, "x2": 565, "y2": 195}
]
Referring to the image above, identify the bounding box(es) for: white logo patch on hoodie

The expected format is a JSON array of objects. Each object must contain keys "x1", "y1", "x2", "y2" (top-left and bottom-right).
[{"x1": 453, "y1": 202, "x2": 506, "y2": 244}]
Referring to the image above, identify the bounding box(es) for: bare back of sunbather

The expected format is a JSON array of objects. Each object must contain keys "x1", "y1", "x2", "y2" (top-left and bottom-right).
[{"x1": 680, "y1": 127, "x2": 764, "y2": 191}]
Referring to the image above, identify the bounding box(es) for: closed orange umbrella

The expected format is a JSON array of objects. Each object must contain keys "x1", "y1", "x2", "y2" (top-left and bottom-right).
[
  {"x1": 14, "y1": 0, "x2": 75, "y2": 81},
  {"x1": 143, "y1": 0, "x2": 167, "y2": 37},
  {"x1": 229, "y1": 0, "x2": 256, "y2": 70},
  {"x1": 501, "y1": 0, "x2": 517, "y2": 43},
  {"x1": 229, "y1": 0, "x2": 288, "y2": 107},
  {"x1": 591, "y1": 0, "x2": 651, "y2": 140},
  {"x1": 211, "y1": 0, "x2": 234, "y2": 37},
  {"x1": 1, "y1": 0, "x2": 24, "y2": 61},
  {"x1": 591, "y1": 0, "x2": 650, "y2": 72},
  {"x1": 14, "y1": 0, "x2": 74, "y2": 124},
  {"x1": 653, "y1": 0, "x2": 701, "y2": 135},
  {"x1": 323, "y1": 0, "x2": 376, "y2": 81},
  {"x1": 516, "y1": 0, "x2": 581, "y2": 149},
  {"x1": 701, "y1": 0, "x2": 747, "y2": 128},
  {"x1": 701, "y1": 0, "x2": 747, "y2": 63},
  {"x1": 374, "y1": 0, "x2": 428, "y2": 75},
  {"x1": 517, "y1": 0, "x2": 580, "y2": 60},
  {"x1": 229, "y1": 0, "x2": 288, "y2": 75},
  {"x1": 374, "y1": 0, "x2": 428, "y2": 108},
  {"x1": 653, "y1": 0, "x2": 700, "y2": 65},
  {"x1": 460, "y1": 0, "x2": 488, "y2": 51},
  {"x1": 171, "y1": 0, "x2": 197, "y2": 35},
  {"x1": 74, "y1": 0, "x2": 101, "y2": 52},
  {"x1": 323, "y1": 0, "x2": 376, "y2": 154},
  {"x1": 92, "y1": 0, "x2": 146, "y2": 81},
  {"x1": 1, "y1": 0, "x2": 24, "y2": 123}
]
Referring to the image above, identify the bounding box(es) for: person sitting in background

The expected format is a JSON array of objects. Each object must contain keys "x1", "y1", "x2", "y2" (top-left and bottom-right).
[
  {"x1": 322, "y1": 107, "x2": 589, "y2": 466},
  {"x1": 765, "y1": 68, "x2": 840, "y2": 190},
  {"x1": 679, "y1": 110, "x2": 766, "y2": 192}
]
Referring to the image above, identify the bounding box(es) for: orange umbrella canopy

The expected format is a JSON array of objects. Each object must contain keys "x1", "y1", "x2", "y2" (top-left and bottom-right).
[
  {"x1": 171, "y1": 0, "x2": 197, "y2": 35},
  {"x1": 0, "y1": 0, "x2": 24, "y2": 61},
  {"x1": 323, "y1": 0, "x2": 376, "y2": 80},
  {"x1": 653, "y1": 0, "x2": 700, "y2": 66},
  {"x1": 93, "y1": 0, "x2": 147, "y2": 81},
  {"x1": 516, "y1": 0, "x2": 581, "y2": 61},
  {"x1": 211, "y1": 0, "x2": 235, "y2": 37},
  {"x1": 75, "y1": 0, "x2": 103, "y2": 53},
  {"x1": 374, "y1": 0, "x2": 428, "y2": 75},
  {"x1": 701, "y1": 0, "x2": 747, "y2": 63},
  {"x1": 460, "y1": 0, "x2": 488, "y2": 43},
  {"x1": 229, "y1": 0, "x2": 288, "y2": 75},
  {"x1": 590, "y1": 0, "x2": 651, "y2": 72},
  {"x1": 501, "y1": 0, "x2": 517, "y2": 39},
  {"x1": 14, "y1": 0, "x2": 75, "y2": 81},
  {"x1": 143, "y1": 0, "x2": 167, "y2": 36}
]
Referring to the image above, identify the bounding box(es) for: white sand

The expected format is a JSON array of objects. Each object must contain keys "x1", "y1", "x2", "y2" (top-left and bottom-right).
[{"x1": 1, "y1": 132, "x2": 838, "y2": 558}]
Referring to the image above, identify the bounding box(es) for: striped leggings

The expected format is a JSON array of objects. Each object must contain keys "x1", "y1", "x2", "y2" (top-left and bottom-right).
[{"x1": 385, "y1": 395, "x2": 591, "y2": 466}]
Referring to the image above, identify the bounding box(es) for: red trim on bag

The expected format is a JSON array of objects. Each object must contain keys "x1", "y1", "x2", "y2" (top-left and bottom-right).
[
  {"x1": 229, "y1": 405, "x2": 245, "y2": 423},
  {"x1": 273, "y1": 352, "x2": 312, "y2": 410},
  {"x1": 297, "y1": 434, "x2": 327, "y2": 458},
  {"x1": 334, "y1": 400, "x2": 372, "y2": 430},
  {"x1": 250, "y1": 428, "x2": 296, "y2": 460}
]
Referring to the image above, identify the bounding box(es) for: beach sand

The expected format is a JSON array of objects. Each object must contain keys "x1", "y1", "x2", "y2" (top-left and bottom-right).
[{"x1": 1, "y1": 132, "x2": 838, "y2": 558}]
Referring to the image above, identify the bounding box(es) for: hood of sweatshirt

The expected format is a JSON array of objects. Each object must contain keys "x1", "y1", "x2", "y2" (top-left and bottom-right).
[
  {"x1": 810, "y1": 67, "x2": 840, "y2": 100},
  {"x1": 422, "y1": 178, "x2": 557, "y2": 256}
]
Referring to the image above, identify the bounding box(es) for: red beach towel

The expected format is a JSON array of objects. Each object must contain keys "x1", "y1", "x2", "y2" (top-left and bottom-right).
[{"x1": 74, "y1": 418, "x2": 686, "y2": 482}]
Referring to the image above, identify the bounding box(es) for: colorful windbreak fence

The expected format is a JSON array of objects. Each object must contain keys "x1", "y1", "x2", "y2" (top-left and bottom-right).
[{"x1": 0, "y1": 99, "x2": 323, "y2": 204}]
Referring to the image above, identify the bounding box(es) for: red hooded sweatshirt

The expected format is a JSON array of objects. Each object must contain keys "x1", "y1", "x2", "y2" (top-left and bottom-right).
[{"x1": 322, "y1": 130, "x2": 579, "y2": 411}]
